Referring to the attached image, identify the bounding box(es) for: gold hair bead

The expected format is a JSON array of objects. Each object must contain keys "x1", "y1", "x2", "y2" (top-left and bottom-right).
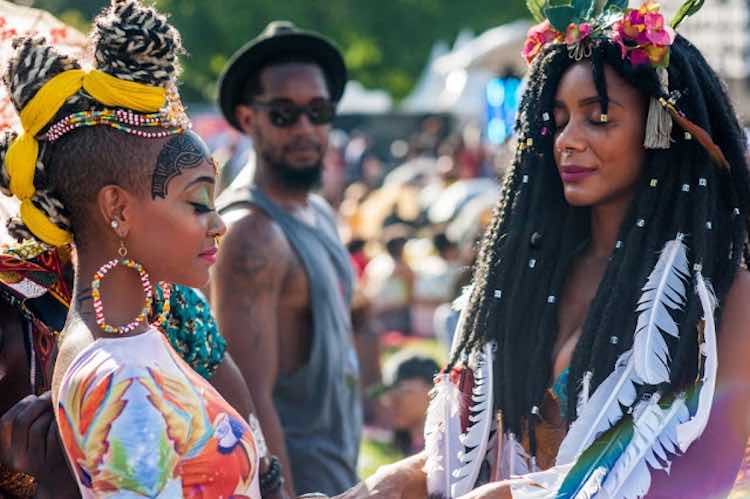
[{"x1": 599, "y1": 113, "x2": 608, "y2": 123}]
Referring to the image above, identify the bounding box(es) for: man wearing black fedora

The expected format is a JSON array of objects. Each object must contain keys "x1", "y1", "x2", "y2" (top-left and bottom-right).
[{"x1": 212, "y1": 21, "x2": 362, "y2": 497}]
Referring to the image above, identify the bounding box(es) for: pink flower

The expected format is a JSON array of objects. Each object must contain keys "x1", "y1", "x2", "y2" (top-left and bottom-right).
[
  {"x1": 644, "y1": 12, "x2": 675, "y2": 46},
  {"x1": 523, "y1": 20, "x2": 561, "y2": 65},
  {"x1": 614, "y1": 1, "x2": 675, "y2": 68},
  {"x1": 565, "y1": 22, "x2": 592, "y2": 45},
  {"x1": 628, "y1": 48, "x2": 651, "y2": 66},
  {"x1": 622, "y1": 10, "x2": 648, "y2": 44}
]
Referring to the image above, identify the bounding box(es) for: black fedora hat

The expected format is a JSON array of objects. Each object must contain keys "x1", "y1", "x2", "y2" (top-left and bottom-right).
[{"x1": 218, "y1": 21, "x2": 347, "y2": 131}]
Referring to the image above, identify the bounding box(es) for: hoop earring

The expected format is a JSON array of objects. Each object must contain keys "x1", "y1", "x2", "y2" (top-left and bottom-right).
[{"x1": 92, "y1": 240, "x2": 154, "y2": 334}]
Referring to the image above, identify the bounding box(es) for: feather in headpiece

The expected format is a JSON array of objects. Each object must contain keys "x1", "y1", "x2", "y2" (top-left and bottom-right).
[{"x1": 662, "y1": 101, "x2": 731, "y2": 170}]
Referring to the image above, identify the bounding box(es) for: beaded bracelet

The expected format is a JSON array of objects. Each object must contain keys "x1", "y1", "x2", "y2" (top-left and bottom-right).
[{"x1": 259, "y1": 455, "x2": 285, "y2": 496}]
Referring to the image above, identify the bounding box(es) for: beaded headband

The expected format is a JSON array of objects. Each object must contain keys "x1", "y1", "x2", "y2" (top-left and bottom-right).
[
  {"x1": 46, "y1": 84, "x2": 191, "y2": 143},
  {"x1": 47, "y1": 109, "x2": 182, "y2": 142}
]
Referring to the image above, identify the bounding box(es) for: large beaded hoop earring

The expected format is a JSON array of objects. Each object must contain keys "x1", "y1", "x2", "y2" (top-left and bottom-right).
[{"x1": 91, "y1": 240, "x2": 154, "y2": 334}]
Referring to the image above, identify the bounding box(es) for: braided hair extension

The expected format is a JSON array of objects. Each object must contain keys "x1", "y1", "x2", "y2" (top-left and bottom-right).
[
  {"x1": 448, "y1": 35, "x2": 750, "y2": 453},
  {"x1": 0, "y1": 0, "x2": 184, "y2": 246},
  {"x1": 93, "y1": 0, "x2": 184, "y2": 86}
]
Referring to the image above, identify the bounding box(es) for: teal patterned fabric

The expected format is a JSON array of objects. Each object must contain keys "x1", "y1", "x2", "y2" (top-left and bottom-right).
[{"x1": 154, "y1": 285, "x2": 226, "y2": 380}]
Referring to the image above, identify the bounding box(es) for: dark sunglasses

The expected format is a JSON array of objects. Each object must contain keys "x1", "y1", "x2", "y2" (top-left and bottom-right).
[{"x1": 251, "y1": 99, "x2": 336, "y2": 128}]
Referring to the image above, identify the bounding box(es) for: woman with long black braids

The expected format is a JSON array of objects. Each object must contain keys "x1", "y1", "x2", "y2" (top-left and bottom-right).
[{"x1": 340, "y1": 1, "x2": 750, "y2": 498}]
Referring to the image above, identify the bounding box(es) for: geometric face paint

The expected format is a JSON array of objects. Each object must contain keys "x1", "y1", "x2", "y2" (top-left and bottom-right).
[{"x1": 151, "y1": 131, "x2": 211, "y2": 200}]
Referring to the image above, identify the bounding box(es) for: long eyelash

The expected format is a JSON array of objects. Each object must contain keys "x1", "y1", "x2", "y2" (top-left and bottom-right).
[{"x1": 190, "y1": 202, "x2": 214, "y2": 214}]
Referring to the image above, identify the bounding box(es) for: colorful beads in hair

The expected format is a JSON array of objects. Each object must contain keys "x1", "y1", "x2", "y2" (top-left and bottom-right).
[{"x1": 46, "y1": 109, "x2": 183, "y2": 142}]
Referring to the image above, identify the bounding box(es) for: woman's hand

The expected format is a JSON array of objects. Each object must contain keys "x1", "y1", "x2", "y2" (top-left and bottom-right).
[
  {"x1": 456, "y1": 480, "x2": 517, "y2": 499},
  {"x1": 334, "y1": 453, "x2": 427, "y2": 499},
  {"x1": 0, "y1": 392, "x2": 79, "y2": 499}
]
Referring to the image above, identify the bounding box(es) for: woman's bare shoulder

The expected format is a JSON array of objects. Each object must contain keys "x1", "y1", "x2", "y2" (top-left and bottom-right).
[
  {"x1": 51, "y1": 322, "x2": 95, "y2": 406},
  {"x1": 716, "y1": 269, "x2": 750, "y2": 373},
  {"x1": 722, "y1": 269, "x2": 750, "y2": 326}
]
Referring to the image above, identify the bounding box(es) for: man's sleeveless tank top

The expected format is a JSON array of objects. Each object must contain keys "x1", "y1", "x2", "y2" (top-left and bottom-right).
[{"x1": 219, "y1": 187, "x2": 362, "y2": 495}]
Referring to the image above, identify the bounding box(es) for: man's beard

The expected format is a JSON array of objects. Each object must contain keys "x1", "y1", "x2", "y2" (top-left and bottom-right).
[{"x1": 262, "y1": 152, "x2": 323, "y2": 192}]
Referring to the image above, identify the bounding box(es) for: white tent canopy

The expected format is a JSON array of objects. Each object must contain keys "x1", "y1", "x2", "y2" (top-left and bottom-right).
[
  {"x1": 402, "y1": 31, "x2": 500, "y2": 118},
  {"x1": 402, "y1": 20, "x2": 532, "y2": 118},
  {"x1": 400, "y1": 40, "x2": 451, "y2": 113},
  {"x1": 338, "y1": 80, "x2": 393, "y2": 114},
  {"x1": 433, "y1": 19, "x2": 532, "y2": 76}
]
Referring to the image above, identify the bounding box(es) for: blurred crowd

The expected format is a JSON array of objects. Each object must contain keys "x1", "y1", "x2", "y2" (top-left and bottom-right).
[{"x1": 208, "y1": 113, "x2": 513, "y2": 466}]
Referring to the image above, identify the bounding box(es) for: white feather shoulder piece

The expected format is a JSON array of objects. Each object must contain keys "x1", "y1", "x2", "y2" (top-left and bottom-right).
[
  {"x1": 452, "y1": 342, "x2": 496, "y2": 497},
  {"x1": 425, "y1": 371, "x2": 465, "y2": 498},
  {"x1": 677, "y1": 271, "x2": 718, "y2": 451},
  {"x1": 500, "y1": 432, "x2": 531, "y2": 479},
  {"x1": 601, "y1": 394, "x2": 690, "y2": 499},
  {"x1": 556, "y1": 351, "x2": 639, "y2": 465},
  {"x1": 633, "y1": 237, "x2": 689, "y2": 385}
]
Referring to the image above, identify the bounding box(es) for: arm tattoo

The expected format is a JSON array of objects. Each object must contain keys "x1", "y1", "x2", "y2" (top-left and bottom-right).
[{"x1": 151, "y1": 131, "x2": 211, "y2": 199}]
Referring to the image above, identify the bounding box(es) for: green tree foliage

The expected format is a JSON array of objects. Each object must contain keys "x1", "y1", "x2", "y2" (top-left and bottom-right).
[{"x1": 30, "y1": 0, "x2": 528, "y2": 102}]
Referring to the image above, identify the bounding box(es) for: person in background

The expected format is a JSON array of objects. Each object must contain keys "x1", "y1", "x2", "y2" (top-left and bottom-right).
[
  {"x1": 213, "y1": 20, "x2": 362, "y2": 496},
  {"x1": 363, "y1": 224, "x2": 415, "y2": 335},
  {"x1": 374, "y1": 353, "x2": 439, "y2": 456}
]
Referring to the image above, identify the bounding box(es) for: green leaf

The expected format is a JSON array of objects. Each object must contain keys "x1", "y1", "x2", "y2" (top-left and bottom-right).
[
  {"x1": 544, "y1": 4, "x2": 576, "y2": 32},
  {"x1": 602, "y1": 0, "x2": 628, "y2": 13},
  {"x1": 573, "y1": 0, "x2": 595, "y2": 20},
  {"x1": 671, "y1": 0, "x2": 705, "y2": 29},
  {"x1": 527, "y1": 0, "x2": 546, "y2": 23}
]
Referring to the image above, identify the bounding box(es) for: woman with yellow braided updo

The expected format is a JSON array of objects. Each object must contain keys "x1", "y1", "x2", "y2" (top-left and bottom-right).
[{"x1": 0, "y1": 1, "x2": 265, "y2": 497}]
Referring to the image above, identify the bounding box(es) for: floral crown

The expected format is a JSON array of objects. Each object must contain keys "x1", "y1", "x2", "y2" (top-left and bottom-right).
[
  {"x1": 523, "y1": 0, "x2": 703, "y2": 68},
  {"x1": 520, "y1": 0, "x2": 730, "y2": 170}
]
